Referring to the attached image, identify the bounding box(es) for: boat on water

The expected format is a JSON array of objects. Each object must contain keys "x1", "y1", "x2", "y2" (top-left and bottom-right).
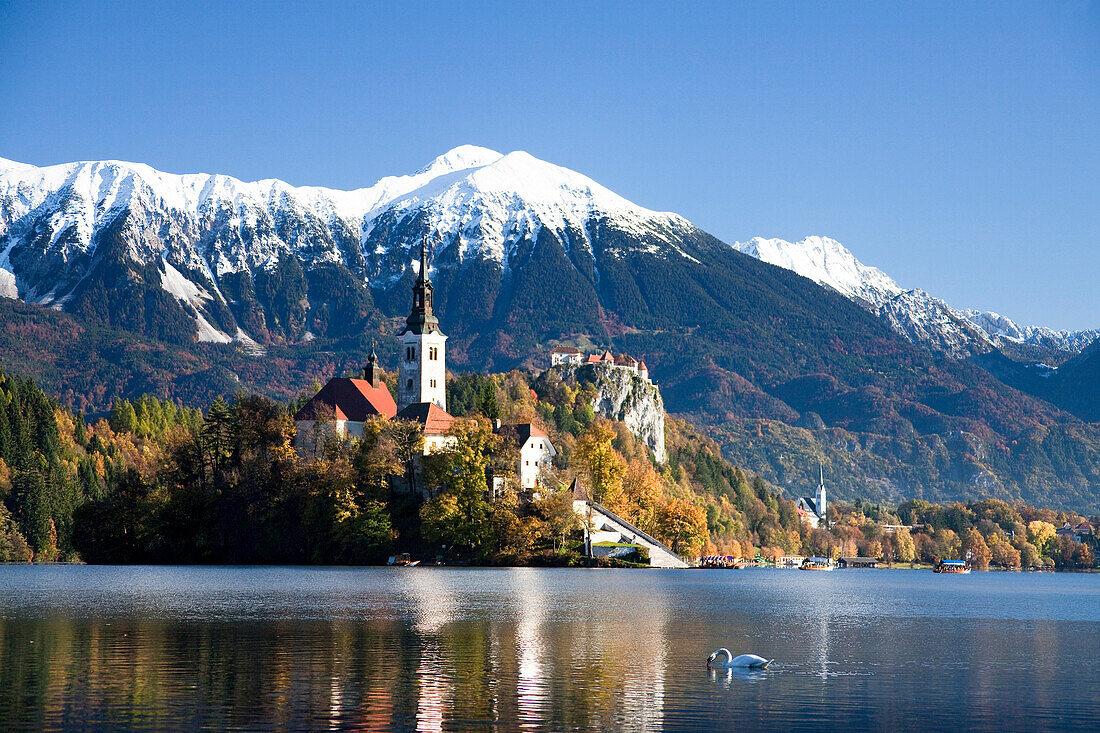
[
  {"x1": 699, "y1": 555, "x2": 745, "y2": 569},
  {"x1": 388, "y1": 553, "x2": 420, "y2": 567},
  {"x1": 799, "y1": 557, "x2": 834, "y2": 571},
  {"x1": 934, "y1": 560, "x2": 970, "y2": 574}
]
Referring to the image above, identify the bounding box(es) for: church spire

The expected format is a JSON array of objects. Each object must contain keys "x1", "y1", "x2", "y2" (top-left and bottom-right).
[
  {"x1": 364, "y1": 345, "x2": 382, "y2": 388},
  {"x1": 405, "y1": 236, "x2": 440, "y2": 335}
]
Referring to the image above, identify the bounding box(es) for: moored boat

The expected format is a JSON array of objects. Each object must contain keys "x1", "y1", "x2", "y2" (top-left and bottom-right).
[
  {"x1": 388, "y1": 553, "x2": 420, "y2": 566},
  {"x1": 934, "y1": 560, "x2": 970, "y2": 574},
  {"x1": 799, "y1": 557, "x2": 834, "y2": 571}
]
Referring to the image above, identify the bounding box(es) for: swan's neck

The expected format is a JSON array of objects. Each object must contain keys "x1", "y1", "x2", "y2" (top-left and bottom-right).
[{"x1": 719, "y1": 648, "x2": 732, "y2": 663}]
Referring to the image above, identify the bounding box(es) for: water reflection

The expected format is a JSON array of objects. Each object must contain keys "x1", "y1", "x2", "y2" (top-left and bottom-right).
[{"x1": 0, "y1": 567, "x2": 1098, "y2": 731}]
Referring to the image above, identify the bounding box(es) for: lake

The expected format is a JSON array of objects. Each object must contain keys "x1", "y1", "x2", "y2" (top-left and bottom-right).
[{"x1": 1, "y1": 566, "x2": 1098, "y2": 731}]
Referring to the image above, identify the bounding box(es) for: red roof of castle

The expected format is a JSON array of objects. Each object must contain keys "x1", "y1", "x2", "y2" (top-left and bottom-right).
[
  {"x1": 293, "y1": 378, "x2": 397, "y2": 422},
  {"x1": 550, "y1": 346, "x2": 582, "y2": 354}
]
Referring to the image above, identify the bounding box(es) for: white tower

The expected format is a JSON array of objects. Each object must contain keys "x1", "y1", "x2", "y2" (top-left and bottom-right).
[
  {"x1": 397, "y1": 240, "x2": 447, "y2": 411},
  {"x1": 816, "y1": 465, "x2": 827, "y2": 524}
]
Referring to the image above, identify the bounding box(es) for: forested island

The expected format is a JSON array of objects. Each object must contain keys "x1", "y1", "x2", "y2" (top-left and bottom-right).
[{"x1": 0, "y1": 366, "x2": 1095, "y2": 569}]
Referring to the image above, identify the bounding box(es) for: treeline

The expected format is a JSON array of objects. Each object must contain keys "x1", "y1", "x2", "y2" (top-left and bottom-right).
[
  {"x1": 0, "y1": 371, "x2": 197, "y2": 562},
  {"x1": 1, "y1": 363, "x2": 1096, "y2": 569},
  {"x1": 790, "y1": 497, "x2": 1097, "y2": 570}
]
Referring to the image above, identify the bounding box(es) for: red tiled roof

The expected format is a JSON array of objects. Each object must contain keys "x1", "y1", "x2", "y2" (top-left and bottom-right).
[
  {"x1": 499, "y1": 422, "x2": 549, "y2": 448},
  {"x1": 550, "y1": 346, "x2": 582, "y2": 354},
  {"x1": 396, "y1": 402, "x2": 455, "y2": 434},
  {"x1": 293, "y1": 378, "x2": 397, "y2": 422},
  {"x1": 585, "y1": 354, "x2": 602, "y2": 363},
  {"x1": 614, "y1": 354, "x2": 638, "y2": 367},
  {"x1": 638, "y1": 360, "x2": 648, "y2": 371}
]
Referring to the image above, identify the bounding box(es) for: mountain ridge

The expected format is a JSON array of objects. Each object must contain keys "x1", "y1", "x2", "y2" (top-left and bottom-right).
[{"x1": 732, "y1": 235, "x2": 1097, "y2": 361}]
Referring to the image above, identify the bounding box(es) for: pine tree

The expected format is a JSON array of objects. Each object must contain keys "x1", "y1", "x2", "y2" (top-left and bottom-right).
[
  {"x1": 74, "y1": 412, "x2": 87, "y2": 446},
  {"x1": 110, "y1": 399, "x2": 137, "y2": 434},
  {"x1": 478, "y1": 383, "x2": 500, "y2": 421}
]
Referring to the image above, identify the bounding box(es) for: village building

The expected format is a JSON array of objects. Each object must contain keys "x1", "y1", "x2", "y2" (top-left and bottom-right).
[
  {"x1": 797, "y1": 468, "x2": 828, "y2": 529},
  {"x1": 396, "y1": 401, "x2": 455, "y2": 454},
  {"x1": 496, "y1": 423, "x2": 557, "y2": 490},
  {"x1": 549, "y1": 346, "x2": 583, "y2": 366},
  {"x1": 838, "y1": 557, "x2": 879, "y2": 568},
  {"x1": 1055, "y1": 521, "x2": 1095, "y2": 543}
]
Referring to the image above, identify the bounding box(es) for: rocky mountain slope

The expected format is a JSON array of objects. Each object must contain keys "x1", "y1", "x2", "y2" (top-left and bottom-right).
[
  {"x1": 734, "y1": 236, "x2": 1097, "y2": 362},
  {"x1": 1, "y1": 149, "x2": 1099, "y2": 511}
]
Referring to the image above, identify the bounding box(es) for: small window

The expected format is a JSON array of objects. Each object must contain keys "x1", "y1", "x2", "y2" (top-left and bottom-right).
[
  {"x1": 525, "y1": 460, "x2": 529, "y2": 466},
  {"x1": 406, "y1": 346, "x2": 415, "y2": 362},
  {"x1": 406, "y1": 379, "x2": 413, "y2": 389}
]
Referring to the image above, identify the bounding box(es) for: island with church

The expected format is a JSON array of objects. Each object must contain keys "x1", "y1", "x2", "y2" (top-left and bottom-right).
[{"x1": 289, "y1": 241, "x2": 690, "y2": 568}]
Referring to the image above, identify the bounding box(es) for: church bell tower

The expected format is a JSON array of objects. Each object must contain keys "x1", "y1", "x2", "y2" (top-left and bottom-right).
[{"x1": 397, "y1": 239, "x2": 447, "y2": 411}]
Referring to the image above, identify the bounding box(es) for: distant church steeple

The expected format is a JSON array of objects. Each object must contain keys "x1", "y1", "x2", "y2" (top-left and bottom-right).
[
  {"x1": 816, "y1": 465, "x2": 827, "y2": 526},
  {"x1": 397, "y1": 237, "x2": 447, "y2": 411}
]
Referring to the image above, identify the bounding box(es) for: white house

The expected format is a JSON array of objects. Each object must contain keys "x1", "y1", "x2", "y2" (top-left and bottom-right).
[
  {"x1": 498, "y1": 423, "x2": 556, "y2": 490},
  {"x1": 549, "y1": 346, "x2": 583, "y2": 367}
]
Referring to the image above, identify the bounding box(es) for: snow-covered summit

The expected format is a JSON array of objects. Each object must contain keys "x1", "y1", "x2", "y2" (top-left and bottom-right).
[
  {"x1": 734, "y1": 236, "x2": 902, "y2": 307},
  {"x1": 0, "y1": 146, "x2": 694, "y2": 342},
  {"x1": 734, "y1": 235, "x2": 1097, "y2": 358},
  {"x1": 414, "y1": 145, "x2": 504, "y2": 176}
]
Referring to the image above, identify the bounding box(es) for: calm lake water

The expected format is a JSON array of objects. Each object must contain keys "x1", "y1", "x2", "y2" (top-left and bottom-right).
[{"x1": 1, "y1": 566, "x2": 1098, "y2": 731}]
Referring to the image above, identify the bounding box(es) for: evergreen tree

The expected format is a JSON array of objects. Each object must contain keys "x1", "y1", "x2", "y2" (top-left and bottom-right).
[
  {"x1": 110, "y1": 399, "x2": 137, "y2": 434},
  {"x1": 478, "y1": 382, "x2": 500, "y2": 421}
]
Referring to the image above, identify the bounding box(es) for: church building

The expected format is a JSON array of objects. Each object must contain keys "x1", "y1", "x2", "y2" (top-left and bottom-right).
[
  {"x1": 797, "y1": 468, "x2": 828, "y2": 528},
  {"x1": 293, "y1": 240, "x2": 456, "y2": 461},
  {"x1": 398, "y1": 240, "x2": 447, "y2": 412}
]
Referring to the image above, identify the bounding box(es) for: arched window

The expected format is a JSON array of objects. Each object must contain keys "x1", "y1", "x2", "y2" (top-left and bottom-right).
[{"x1": 406, "y1": 379, "x2": 413, "y2": 389}]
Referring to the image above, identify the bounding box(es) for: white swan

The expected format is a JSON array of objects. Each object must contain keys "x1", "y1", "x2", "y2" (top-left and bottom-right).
[{"x1": 707, "y1": 648, "x2": 771, "y2": 669}]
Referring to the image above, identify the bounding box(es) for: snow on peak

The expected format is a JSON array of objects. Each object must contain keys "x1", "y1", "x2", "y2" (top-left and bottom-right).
[
  {"x1": 734, "y1": 235, "x2": 1097, "y2": 357},
  {"x1": 0, "y1": 157, "x2": 34, "y2": 172},
  {"x1": 734, "y1": 236, "x2": 902, "y2": 306},
  {"x1": 415, "y1": 145, "x2": 503, "y2": 176}
]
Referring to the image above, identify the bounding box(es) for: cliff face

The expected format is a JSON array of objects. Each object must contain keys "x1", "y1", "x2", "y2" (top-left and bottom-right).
[{"x1": 576, "y1": 363, "x2": 666, "y2": 463}]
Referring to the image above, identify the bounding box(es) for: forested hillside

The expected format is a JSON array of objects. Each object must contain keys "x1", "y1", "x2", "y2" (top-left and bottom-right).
[{"x1": 2, "y1": 364, "x2": 1092, "y2": 570}]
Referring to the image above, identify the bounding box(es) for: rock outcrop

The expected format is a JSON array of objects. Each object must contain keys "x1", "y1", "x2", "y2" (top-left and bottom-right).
[{"x1": 569, "y1": 362, "x2": 666, "y2": 463}]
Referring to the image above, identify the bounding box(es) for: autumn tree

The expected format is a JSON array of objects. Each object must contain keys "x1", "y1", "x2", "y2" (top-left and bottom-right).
[
  {"x1": 654, "y1": 497, "x2": 708, "y2": 557},
  {"x1": 573, "y1": 421, "x2": 625, "y2": 504},
  {"x1": 893, "y1": 528, "x2": 916, "y2": 563},
  {"x1": 962, "y1": 528, "x2": 991, "y2": 570},
  {"x1": 420, "y1": 420, "x2": 498, "y2": 557}
]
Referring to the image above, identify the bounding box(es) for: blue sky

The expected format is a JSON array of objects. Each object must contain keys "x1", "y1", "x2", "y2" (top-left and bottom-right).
[{"x1": 2, "y1": 1, "x2": 1097, "y2": 329}]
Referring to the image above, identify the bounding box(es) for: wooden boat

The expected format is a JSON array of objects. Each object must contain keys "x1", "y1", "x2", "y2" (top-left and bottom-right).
[
  {"x1": 799, "y1": 557, "x2": 834, "y2": 571},
  {"x1": 934, "y1": 560, "x2": 970, "y2": 574}
]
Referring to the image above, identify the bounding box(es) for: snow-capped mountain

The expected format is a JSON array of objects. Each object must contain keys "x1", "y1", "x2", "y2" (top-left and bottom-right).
[
  {"x1": 733, "y1": 236, "x2": 1097, "y2": 360},
  {"x1": 0, "y1": 146, "x2": 693, "y2": 345}
]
